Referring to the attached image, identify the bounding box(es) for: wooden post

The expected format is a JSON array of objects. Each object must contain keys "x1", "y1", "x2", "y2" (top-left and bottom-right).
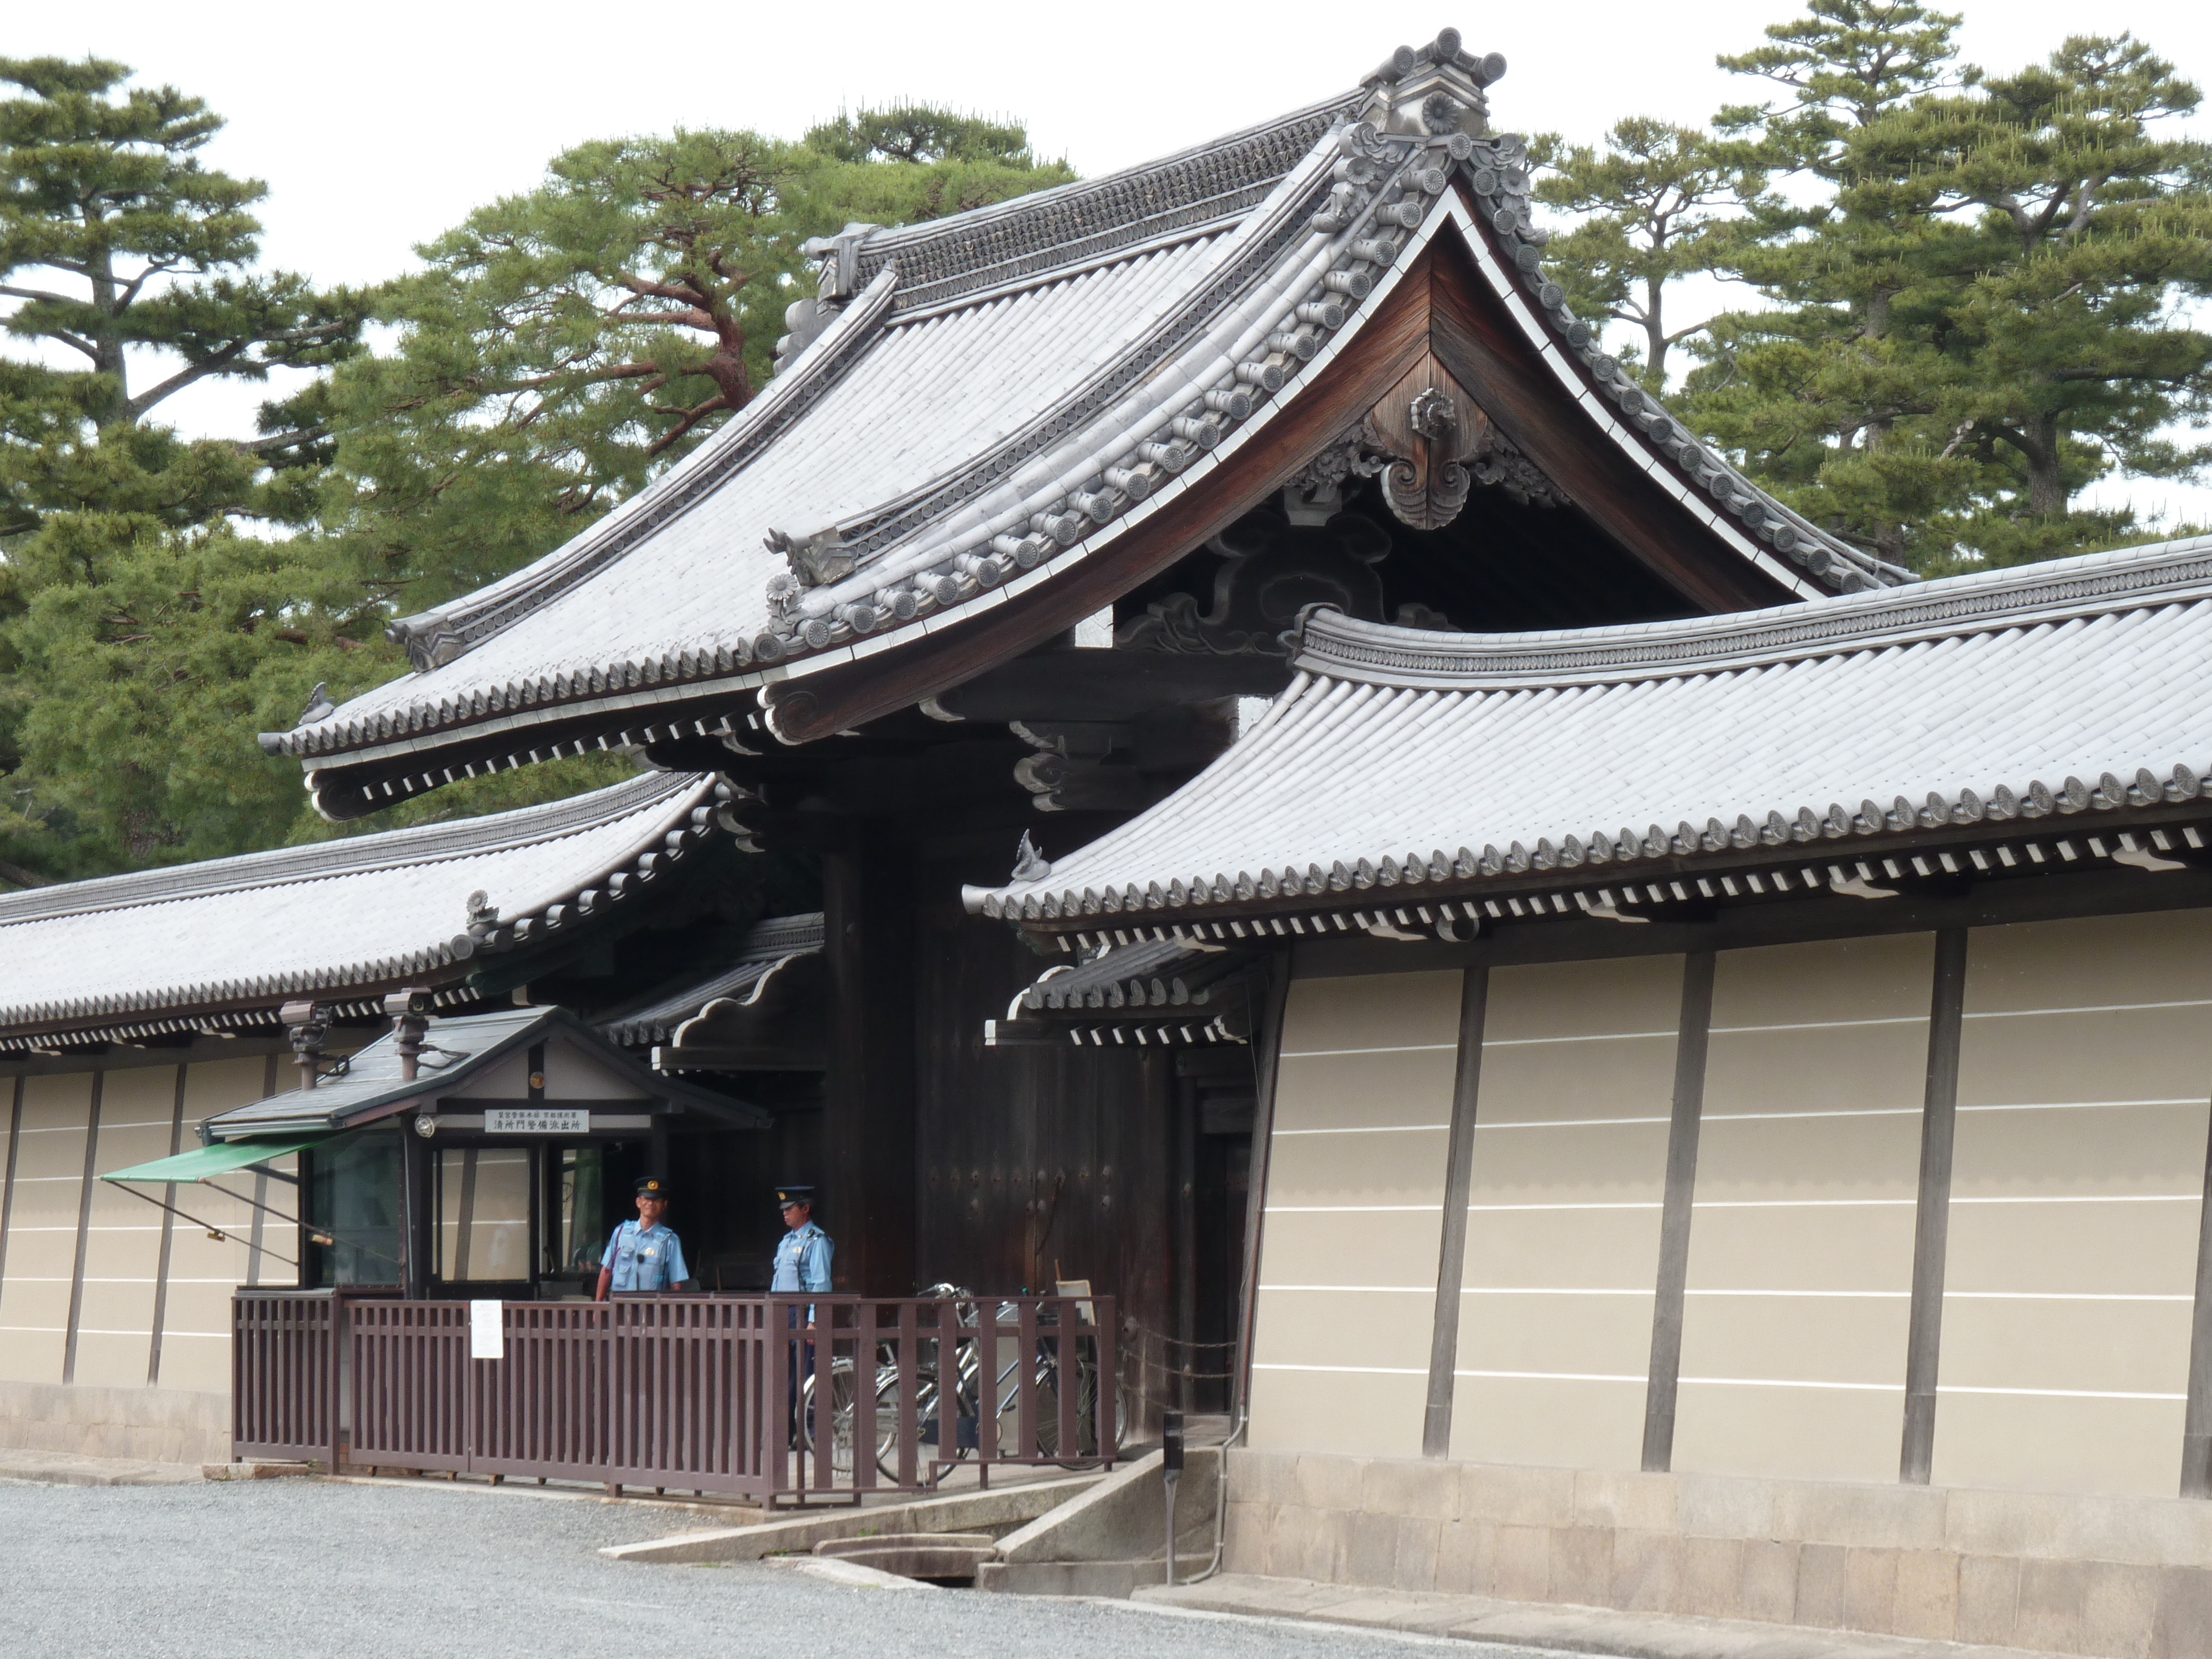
[
  {"x1": 1902, "y1": 927, "x2": 1968, "y2": 1485},
  {"x1": 403, "y1": 1124, "x2": 433, "y2": 1298},
  {"x1": 1230, "y1": 955, "x2": 1292, "y2": 1431},
  {"x1": 62, "y1": 1070, "x2": 103, "y2": 1385},
  {"x1": 1423, "y1": 966, "x2": 1490, "y2": 1458},
  {"x1": 2182, "y1": 1089, "x2": 2212, "y2": 1498},
  {"x1": 0, "y1": 1077, "x2": 22, "y2": 1314},
  {"x1": 1642, "y1": 950, "x2": 1715, "y2": 1473},
  {"x1": 147, "y1": 1063, "x2": 188, "y2": 1386},
  {"x1": 821, "y1": 822, "x2": 916, "y2": 1295},
  {"x1": 1172, "y1": 1067, "x2": 1198, "y2": 1416}
]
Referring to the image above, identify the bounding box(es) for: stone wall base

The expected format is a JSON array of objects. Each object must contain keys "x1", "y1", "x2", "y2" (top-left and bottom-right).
[
  {"x1": 0, "y1": 1380, "x2": 229, "y2": 1466},
  {"x1": 1223, "y1": 1451, "x2": 2212, "y2": 1659}
]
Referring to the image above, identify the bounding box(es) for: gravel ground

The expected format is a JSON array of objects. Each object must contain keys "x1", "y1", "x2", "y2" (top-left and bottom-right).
[{"x1": 0, "y1": 1478, "x2": 1516, "y2": 1659}]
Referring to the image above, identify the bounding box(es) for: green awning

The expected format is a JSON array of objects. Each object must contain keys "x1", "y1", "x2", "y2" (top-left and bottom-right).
[{"x1": 101, "y1": 1133, "x2": 330, "y2": 1185}]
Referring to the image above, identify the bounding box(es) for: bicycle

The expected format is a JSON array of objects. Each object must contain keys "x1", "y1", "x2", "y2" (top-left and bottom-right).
[{"x1": 800, "y1": 1284, "x2": 1125, "y2": 1478}]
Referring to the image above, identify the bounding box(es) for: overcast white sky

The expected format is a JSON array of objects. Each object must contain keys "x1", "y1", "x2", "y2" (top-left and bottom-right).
[{"x1": 9, "y1": 0, "x2": 2212, "y2": 525}]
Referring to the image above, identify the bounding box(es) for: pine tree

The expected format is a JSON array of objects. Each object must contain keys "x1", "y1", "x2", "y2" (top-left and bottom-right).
[
  {"x1": 1532, "y1": 119, "x2": 1766, "y2": 389},
  {"x1": 319, "y1": 111, "x2": 1074, "y2": 624},
  {"x1": 0, "y1": 58, "x2": 371, "y2": 883},
  {"x1": 1660, "y1": 5, "x2": 2211, "y2": 570}
]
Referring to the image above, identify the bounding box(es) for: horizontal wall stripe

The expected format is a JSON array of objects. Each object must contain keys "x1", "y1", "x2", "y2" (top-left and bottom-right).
[
  {"x1": 1965, "y1": 997, "x2": 2212, "y2": 1021},
  {"x1": 1709, "y1": 1015, "x2": 1929, "y2": 1036},
  {"x1": 1939, "y1": 1384, "x2": 2188, "y2": 1402},
  {"x1": 4, "y1": 1224, "x2": 178, "y2": 1233},
  {"x1": 1273, "y1": 1124, "x2": 1451, "y2": 1136},
  {"x1": 1454, "y1": 1369, "x2": 1646, "y2": 1384},
  {"x1": 1694, "y1": 1199, "x2": 1915, "y2": 1208},
  {"x1": 1700, "y1": 1107, "x2": 1919, "y2": 1123},
  {"x1": 1281, "y1": 1042, "x2": 1459, "y2": 1059},
  {"x1": 1481, "y1": 1030, "x2": 1676, "y2": 1047},
  {"x1": 1681, "y1": 1376, "x2": 1902, "y2": 1392},
  {"x1": 1956, "y1": 1099, "x2": 2209, "y2": 1114},
  {"x1": 1691, "y1": 1288, "x2": 1907, "y2": 1298},
  {"x1": 1952, "y1": 1194, "x2": 2201, "y2": 1205},
  {"x1": 1472, "y1": 1113, "x2": 1670, "y2": 1130},
  {"x1": 1253, "y1": 1362, "x2": 1428, "y2": 1376},
  {"x1": 1262, "y1": 1284, "x2": 1436, "y2": 1293},
  {"x1": 1455, "y1": 1287, "x2": 1653, "y2": 1296},
  {"x1": 1947, "y1": 1291, "x2": 2194, "y2": 1301},
  {"x1": 1281, "y1": 1195, "x2": 2212, "y2": 1219}
]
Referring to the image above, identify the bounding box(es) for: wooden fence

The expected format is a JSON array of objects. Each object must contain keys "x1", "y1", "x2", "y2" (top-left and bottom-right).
[{"x1": 231, "y1": 1289, "x2": 1119, "y2": 1502}]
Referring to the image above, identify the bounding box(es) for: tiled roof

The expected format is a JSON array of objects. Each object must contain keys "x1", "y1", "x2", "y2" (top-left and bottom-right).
[
  {"x1": 597, "y1": 911, "x2": 825, "y2": 1047},
  {"x1": 0, "y1": 770, "x2": 728, "y2": 1044},
  {"x1": 265, "y1": 32, "x2": 1893, "y2": 812},
  {"x1": 204, "y1": 1005, "x2": 764, "y2": 1140},
  {"x1": 970, "y1": 536, "x2": 2212, "y2": 927}
]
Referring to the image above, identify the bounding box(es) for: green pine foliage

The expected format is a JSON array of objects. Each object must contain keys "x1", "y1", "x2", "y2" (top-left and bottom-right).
[
  {"x1": 316, "y1": 112, "x2": 1073, "y2": 634},
  {"x1": 0, "y1": 78, "x2": 1072, "y2": 888},
  {"x1": 1535, "y1": 3, "x2": 2212, "y2": 572}
]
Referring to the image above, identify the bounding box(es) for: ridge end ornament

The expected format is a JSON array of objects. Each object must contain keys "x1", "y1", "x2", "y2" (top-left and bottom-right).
[
  {"x1": 1011, "y1": 831, "x2": 1052, "y2": 884},
  {"x1": 764, "y1": 526, "x2": 855, "y2": 594}
]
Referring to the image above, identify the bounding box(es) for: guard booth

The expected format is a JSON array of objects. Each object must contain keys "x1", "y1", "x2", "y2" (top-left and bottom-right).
[{"x1": 103, "y1": 1004, "x2": 771, "y2": 1302}]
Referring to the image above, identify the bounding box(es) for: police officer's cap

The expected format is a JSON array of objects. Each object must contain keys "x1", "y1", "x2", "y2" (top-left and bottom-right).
[
  {"x1": 635, "y1": 1176, "x2": 670, "y2": 1198},
  {"x1": 776, "y1": 1185, "x2": 816, "y2": 1208}
]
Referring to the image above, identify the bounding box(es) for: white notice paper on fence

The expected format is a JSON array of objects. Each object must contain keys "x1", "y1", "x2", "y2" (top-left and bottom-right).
[{"x1": 470, "y1": 1298, "x2": 504, "y2": 1360}]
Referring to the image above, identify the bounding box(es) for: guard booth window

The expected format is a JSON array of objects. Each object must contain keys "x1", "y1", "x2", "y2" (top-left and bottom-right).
[
  {"x1": 306, "y1": 1131, "x2": 403, "y2": 1288},
  {"x1": 436, "y1": 1147, "x2": 531, "y2": 1283},
  {"x1": 554, "y1": 1146, "x2": 606, "y2": 1279}
]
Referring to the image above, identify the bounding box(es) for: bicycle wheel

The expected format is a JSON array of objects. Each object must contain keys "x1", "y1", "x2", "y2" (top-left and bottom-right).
[
  {"x1": 802, "y1": 1358, "x2": 919, "y2": 1479},
  {"x1": 1056, "y1": 1353, "x2": 1128, "y2": 1468}
]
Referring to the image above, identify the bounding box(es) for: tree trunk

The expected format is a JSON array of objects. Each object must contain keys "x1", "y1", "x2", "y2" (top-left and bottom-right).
[
  {"x1": 2023, "y1": 414, "x2": 2064, "y2": 516},
  {"x1": 1645, "y1": 275, "x2": 1668, "y2": 386},
  {"x1": 86, "y1": 239, "x2": 131, "y2": 427}
]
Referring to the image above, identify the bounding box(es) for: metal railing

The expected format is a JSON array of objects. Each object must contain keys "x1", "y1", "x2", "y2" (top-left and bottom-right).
[{"x1": 231, "y1": 1290, "x2": 1120, "y2": 1503}]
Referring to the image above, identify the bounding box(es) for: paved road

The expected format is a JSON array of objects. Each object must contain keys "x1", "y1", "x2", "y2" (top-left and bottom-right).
[{"x1": 0, "y1": 1478, "x2": 1506, "y2": 1658}]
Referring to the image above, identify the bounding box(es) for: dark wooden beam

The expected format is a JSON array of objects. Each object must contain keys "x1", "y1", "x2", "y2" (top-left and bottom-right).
[
  {"x1": 1423, "y1": 966, "x2": 1489, "y2": 1458},
  {"x1": 1232, "y1": 953, "x2": 1293, "y2": 1427},
  {"x1": 1901, "y1": 926, "x2": 1966, "y2": 1484},
  {"x1": 1425, "y1": 226, "x2": 1797, "y2": 615},
  {"x1": 2184, "y1": 1099, "x2": 2212, "y2": 1497},
  {"x1": 1641, "y1": 948, "x2": 1713, "y2": 1473}
]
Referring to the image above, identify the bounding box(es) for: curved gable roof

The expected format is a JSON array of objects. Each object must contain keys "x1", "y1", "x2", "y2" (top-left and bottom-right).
[{"x1": 269, "y1": 31, "x2": 1901, "y2": 819}]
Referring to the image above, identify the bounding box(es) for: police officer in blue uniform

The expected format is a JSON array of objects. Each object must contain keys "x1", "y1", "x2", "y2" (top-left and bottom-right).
[
  {"x1": 773, "y1": 1186, "x2": 832, "y2": 1446},
  {"x1": 595, "y1": 1176, "x2": 692, "y2": 1299},
  {"x1": 771, "y1": 1185, "x2": 832, "y2": 1305}
]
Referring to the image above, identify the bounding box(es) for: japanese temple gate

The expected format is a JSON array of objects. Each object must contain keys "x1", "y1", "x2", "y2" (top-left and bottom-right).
[{"x1": 5, "y1": 28, "x2": 2211, "y2": 1654}]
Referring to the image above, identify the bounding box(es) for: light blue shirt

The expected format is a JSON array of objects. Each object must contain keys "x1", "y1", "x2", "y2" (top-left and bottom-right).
[
  {"x1": 771, "y1": 1220, "x2": 832, "y2": 1293},
  {"x1": 602, "y1": 1218, "x2": 688, "y2": 1292}
]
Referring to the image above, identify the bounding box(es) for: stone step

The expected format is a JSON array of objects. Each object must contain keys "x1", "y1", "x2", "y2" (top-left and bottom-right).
[{"x1": 600, "y1": 1470, "x2": 1107, "y2": 1564}]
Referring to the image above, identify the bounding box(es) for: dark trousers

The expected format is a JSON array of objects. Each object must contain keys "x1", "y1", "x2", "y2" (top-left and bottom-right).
[{"x1": 786, "y1": 1306, "x2": 815, "y2": 1449}]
